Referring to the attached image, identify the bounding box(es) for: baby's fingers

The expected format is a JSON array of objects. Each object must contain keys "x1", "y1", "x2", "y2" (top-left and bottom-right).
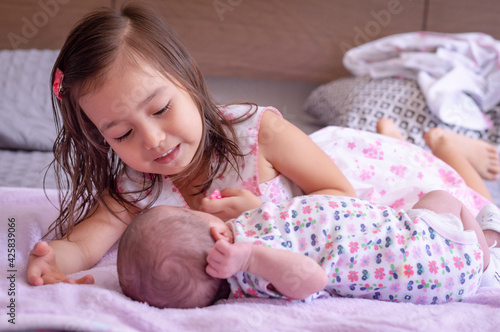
[
  {"x1": 206, "y1": 263, "x2": 220, "y2": 278},
  {"x1": 206, "y1": 259, "x2": 232, "y2": 279},
  {"x1": 214, "y1": 238, "x2": 232, "y2": 253},
  {"x1": 206, "y1": 241, "x2": 231, "y2": 278},
  {"x1": 206, "y1": 244, "x2": 225, "y2": 266},
  {"x1": 206, "y1": 253, "x2": 224, "y2": 278}
]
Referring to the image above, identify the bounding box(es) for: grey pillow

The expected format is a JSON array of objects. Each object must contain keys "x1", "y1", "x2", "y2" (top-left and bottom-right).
[
  {"x1": 303, "y1": 76, "x2": 500, "y2": 149},
  {"x1": 0, "y1": 49, "x2": 59, "y2": 151}
]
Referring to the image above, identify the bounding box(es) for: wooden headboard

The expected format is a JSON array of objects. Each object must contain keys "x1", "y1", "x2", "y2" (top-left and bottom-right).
[{"x1": 1, "y1": 0, "x2": 500, "y2": 83}]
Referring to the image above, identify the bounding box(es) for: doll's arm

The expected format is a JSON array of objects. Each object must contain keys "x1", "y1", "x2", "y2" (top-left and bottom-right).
[{"x1": 206, "y1": 230, "x2": 327, "y2": 300}]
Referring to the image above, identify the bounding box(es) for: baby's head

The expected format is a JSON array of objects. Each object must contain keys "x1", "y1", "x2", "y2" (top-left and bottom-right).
[{"x1": 117, "y1": 205, "x2": 231, "y2": 309}]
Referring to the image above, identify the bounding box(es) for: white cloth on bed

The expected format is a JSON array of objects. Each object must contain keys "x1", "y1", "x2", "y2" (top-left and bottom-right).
[{"x1": 343, "y1": 32, "x2": 500, "y2": 130}]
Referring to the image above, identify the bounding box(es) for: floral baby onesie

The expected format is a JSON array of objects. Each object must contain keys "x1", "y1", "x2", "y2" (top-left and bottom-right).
[{"x1": 227, "y1": 195, "x2": 483, "y2": 304}]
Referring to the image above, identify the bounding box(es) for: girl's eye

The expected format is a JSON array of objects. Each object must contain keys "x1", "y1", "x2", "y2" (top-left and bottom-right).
[
  {"x1": 153, "y1": 103, "x2": 171, "y2": 116},
  {"x1": 116, "y1": 129, "x2": 132, "y2": 142}
]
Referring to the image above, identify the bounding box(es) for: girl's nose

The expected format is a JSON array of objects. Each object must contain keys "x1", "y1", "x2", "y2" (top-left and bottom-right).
[{"x1": 142, "y1": 125, "x2": 165, "y2": 150}]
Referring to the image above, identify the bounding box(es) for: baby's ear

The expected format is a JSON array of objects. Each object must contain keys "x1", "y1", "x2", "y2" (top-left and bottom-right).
[{"x1": 210, "y1": 226, "x2": 230, "y2": 242}]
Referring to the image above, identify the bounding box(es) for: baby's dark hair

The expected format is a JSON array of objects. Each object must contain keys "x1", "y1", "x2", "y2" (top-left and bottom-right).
[
  {"x1": 117, "y1": 206, "x2": 224, "y2": 308},
  {"x1": 46, "y1": 2, "x2": 251, "y2": 239}
]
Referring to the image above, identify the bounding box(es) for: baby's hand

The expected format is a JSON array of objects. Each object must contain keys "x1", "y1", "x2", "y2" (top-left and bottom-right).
[
  {"x1": 200, "y1": 188, "x2": 263, "y2": 221},
  {"x1": 26, "y1": 241, "x2": 94, "y2": 286},
  {"x1": 206, "y1": 238, "x2": 253, "y2": 279}
]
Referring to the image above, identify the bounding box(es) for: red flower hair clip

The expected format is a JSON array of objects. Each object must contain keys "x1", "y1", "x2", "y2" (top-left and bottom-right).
[{"x1": 52, "y1": 68, "x2": 64, "y2": 100}]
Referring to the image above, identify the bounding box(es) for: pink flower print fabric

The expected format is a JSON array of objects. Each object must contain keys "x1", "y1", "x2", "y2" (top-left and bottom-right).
[
  {"x1": 309, "y1": 127, "x2": 489, "y2": 216},
  {"x1": 227, "y1": 195, "x2": 482, "y2": 304}
]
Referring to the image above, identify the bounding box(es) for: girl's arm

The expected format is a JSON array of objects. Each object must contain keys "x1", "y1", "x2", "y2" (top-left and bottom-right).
[
  {"x1": 259, "y1": 110, "x2": 356, "y2": 197},
  {"x1": 27, "y1": 195, "x2": 134, "y2": 286},
  {"x1": 206, "y1": 229, "x2": 328, "y2": 300},
  {"x1": 199, "y1": 188, "x2": 263, "y2": 221}
]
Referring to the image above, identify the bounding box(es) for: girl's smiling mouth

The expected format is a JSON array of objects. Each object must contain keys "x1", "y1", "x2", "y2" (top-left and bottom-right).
[{"x1": 155, "y1": 145, "x2": 180, "y2": 164}]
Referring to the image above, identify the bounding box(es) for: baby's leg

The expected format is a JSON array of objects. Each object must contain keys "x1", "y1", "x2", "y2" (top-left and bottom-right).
[
  {"x1": 476, "y1": 204, "x2": 500, "y2": 248},
  {"x1": 476, "y1": 204, "x2": 500, "y2": 286},
  {"x1": 412, "y1": 190, "x2": 490, "y2": 269}
]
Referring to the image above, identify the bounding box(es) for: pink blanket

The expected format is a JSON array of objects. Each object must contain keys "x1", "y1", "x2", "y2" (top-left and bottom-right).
[{"x1": 1, "y1": 187, "x2": 499, "y2": 331}]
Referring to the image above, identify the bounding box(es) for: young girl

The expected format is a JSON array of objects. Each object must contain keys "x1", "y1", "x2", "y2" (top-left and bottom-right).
[
  {"x1": 27, "y1": 3, "x2": 354, "y2": 286},
  {"x1": 27, "y1": 3, "x2": 499, "y2": 286},
  {"x1": 117, "y1": 191, "x2": 500, "y2": 308}
]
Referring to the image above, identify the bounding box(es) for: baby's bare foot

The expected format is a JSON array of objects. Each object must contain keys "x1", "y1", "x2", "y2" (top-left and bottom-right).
[
  {"x1": 376, "y1": 118, "x2": 405, "y2": 140},
  {"x1": 424, "y1": 128, "x2": 500, "y2": 181}
]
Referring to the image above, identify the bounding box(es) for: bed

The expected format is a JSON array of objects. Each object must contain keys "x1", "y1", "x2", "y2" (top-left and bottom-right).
[{"x1": 1, "y1": 1, "x2": 500, "y2": 331}]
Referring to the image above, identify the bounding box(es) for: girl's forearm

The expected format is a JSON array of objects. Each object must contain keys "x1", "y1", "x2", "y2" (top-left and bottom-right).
[
  {"x1": 49, "y1": 239, "x2": 92, "y2": 274},
  {"x1": 246, "y1": 246, "x2": 328, "y2": 300}
]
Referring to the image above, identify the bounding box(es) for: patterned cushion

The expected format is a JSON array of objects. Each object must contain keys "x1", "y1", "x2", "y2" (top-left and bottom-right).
[{"x1": 303, "y1": 76, "x2": 500, "y2": 149}]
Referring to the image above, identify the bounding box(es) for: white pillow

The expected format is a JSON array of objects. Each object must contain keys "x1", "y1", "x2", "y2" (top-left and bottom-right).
[{"x1": 0, "y1": 49, "x2": 59, "y2": 151}]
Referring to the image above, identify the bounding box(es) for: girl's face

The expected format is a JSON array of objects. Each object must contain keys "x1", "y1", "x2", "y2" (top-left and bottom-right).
[{"x1": 80, "y1": 61, "x2": 203, "y2": 176}]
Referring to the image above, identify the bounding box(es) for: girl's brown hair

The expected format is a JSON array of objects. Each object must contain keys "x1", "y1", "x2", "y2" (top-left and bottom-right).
[{"x1": 47, "y1": 3, "x2": 251, "y2": 239}]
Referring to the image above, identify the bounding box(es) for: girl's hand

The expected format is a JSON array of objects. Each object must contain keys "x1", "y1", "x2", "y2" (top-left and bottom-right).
[
  {"x1": 200, "y1": 188, "x2": 263, "y2": 221},
  {"x1": 26, "y1": 241, "x2": 94, "y2": 286},
  {"x1": 206, "y1": 229, "x2": 253, "y2": 278}
]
